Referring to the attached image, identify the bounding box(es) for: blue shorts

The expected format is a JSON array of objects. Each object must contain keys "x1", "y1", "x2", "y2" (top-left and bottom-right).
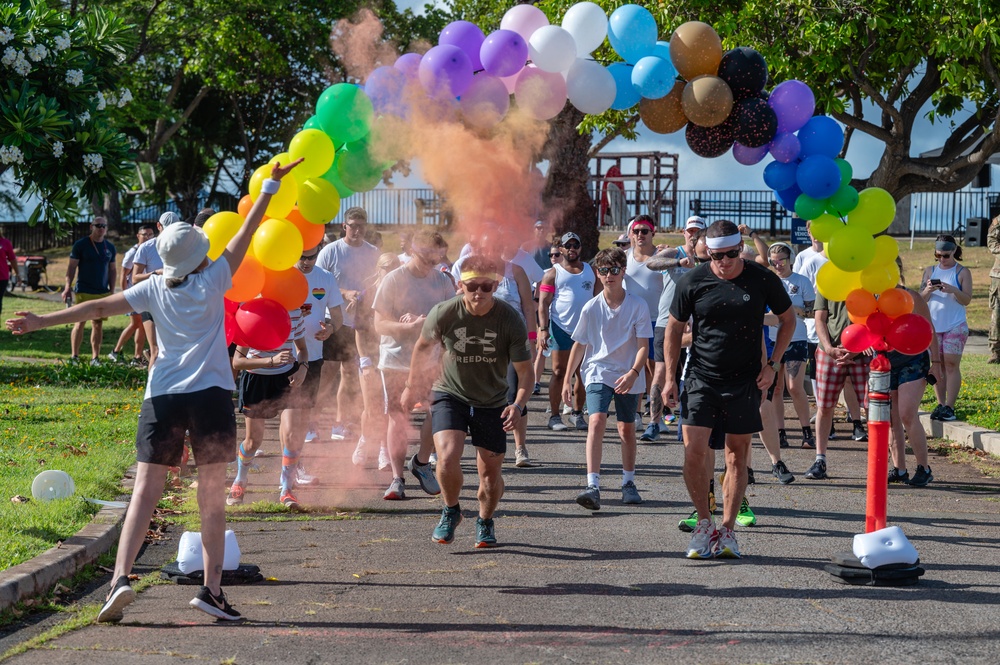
[
  {"x1": 781, "y1": 340, "x2": 809, "y2": 363},
  {"x1": 549, "y1": 322, "x2": 574, "y2": 351},
  {"x1": 890, "y1": 353, "x2": 930, "y2": 391},
  {"x1": 585, "y1": 383, "x2": 640, "y2": 423}
]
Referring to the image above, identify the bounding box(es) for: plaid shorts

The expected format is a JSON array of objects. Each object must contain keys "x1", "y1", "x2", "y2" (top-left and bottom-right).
[{"x1": 814, "y1": 348, "x2": 870, "y2": 410}]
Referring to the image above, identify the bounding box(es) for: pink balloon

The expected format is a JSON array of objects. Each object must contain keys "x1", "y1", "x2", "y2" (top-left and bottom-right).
[
  {"x1": 500, "y1": 4, "x2": 549, "y2": 42},
  {"x1": 460, "y1": 74, "x2": 511, "y2": 128},
  {"x1": 514, "y1": 66, "x2": 567, "y2": 121}
]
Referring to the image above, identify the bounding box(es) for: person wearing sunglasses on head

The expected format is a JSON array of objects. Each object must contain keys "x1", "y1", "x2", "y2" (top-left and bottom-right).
[
  {"x1": 538, "y1": 232, "x2": 601, "y2": 431},
  {"x1": 402, "y1": 255, "x2": 533, "y2": 548},
  {"x1": 62, "y1": 216, "x2": 117, "y2": 365},
  {"x1": 662, "y1": 219, "x2": 795, "y2": 560},
  {"x1": 920, "y1": 235, "x2": 973, "y2": 422},
  {"x1": 564, "y1": 248, "x2": 652, "y2": 511}
]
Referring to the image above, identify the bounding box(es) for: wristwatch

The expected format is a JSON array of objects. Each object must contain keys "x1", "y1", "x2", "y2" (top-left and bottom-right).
[{"x1": 766, "y1": 359, "x2": 776, "y2": 369}]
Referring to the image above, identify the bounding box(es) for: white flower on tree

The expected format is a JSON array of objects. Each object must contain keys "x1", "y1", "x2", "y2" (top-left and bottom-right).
[
  {"x1": 0, "y1": 27, "x2": 14, "y2": 45},
  {"x1": 1, "y1": 46, "x2": 16, "y2": 67},
  {"x1": 82, "y1": 153, "x2": 103, "y2": 173},
  {"x1": 52, "y1": 141, "x2": 64, "y2": 158},
  {"x1": 94, "y1": 91, "x2": 106, "y2": 110},
  {"x1": 0, "y1": 145, "x2": 25, "y2": 165},
  {"x1": 78, "y1": 110, "x2": 90, "y2": 123},
  {"x1": 12, "y1": 52, "x2": 29, "y2": 76},
  {"x1": 53, "y1": 32, "x2": 70, "y2": 51},
  {"x1": 65, "y1": 68, "x2": 83, "y2": 86},
  {"x1": 117, "y1": 88, "x2": 132, "y2": 107},
  {"x1": 27, "y1": 44, "x2": 47, "y2": 61},
  {"x1": 23, "y1": 31, "x2": 34, "y2": 44}
]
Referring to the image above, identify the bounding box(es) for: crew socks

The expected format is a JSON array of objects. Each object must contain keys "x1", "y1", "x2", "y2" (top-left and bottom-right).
[
  {"x1": 280, "y1": 447, "x2": 300, "y2": 494},
  {"x1": 622, "y1": 469, "x2": 635, "y2": 486},
  {"x1": 235, "y1": 442, "x2": 253, "y2": 485},
  {"x1": 587, "y1": 472, "x2": 600, "y2": 488}
]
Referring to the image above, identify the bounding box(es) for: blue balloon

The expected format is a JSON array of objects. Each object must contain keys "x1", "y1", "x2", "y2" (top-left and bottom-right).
[
  {"x1": 775, "y1": 184, "x2": 803, "y2": 212},
  {"x1": 763, "y1": 160, "x2": 798, "y2": 191},
  {"x1": 797, "y1": 115, "x2": 844, "y2": 158},
  {"x1": 652, "y1": 40, "x2": 671, "y2": 60},
  {"x1": 796, "y1": 154, "x2": 843, "y2": 199},
  {"x1": 631, "y1": 56, "x2": 676, "y2": 100},
  {"x1": 608, "y1": 62, "x2": 641, "y2": 110},
  {"x1": 608, "y1": 5, "x2": 658, "y2": 64}
]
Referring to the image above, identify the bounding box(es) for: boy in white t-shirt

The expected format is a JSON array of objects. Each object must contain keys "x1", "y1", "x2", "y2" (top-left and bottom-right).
[{"x1": 563, "y1": 248, "x2": 652, "y2": 510}]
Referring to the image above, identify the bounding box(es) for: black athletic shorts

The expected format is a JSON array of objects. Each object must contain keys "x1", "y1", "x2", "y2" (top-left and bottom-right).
[
  {"x1": 136, "y1": 387, "x2": 237, "y2": 466},
  {"x1": 430, "y1": 390, "x2": 507, "y2": 455},
  {"x1": 680, "y1": 372, "x2": 762, "y2": 435},
  {"x1": 679, "y1": 379, "x2": 727, "y2": 449},
  {"x1": 298, "y1": 359, "x2": 324, "y2": 408},
  {"x1": 237, "y1": 364, "x2": 298, "y2": 419},
  {"x1": 322, "y1": 325, "x2": 357, "y2": 362}
]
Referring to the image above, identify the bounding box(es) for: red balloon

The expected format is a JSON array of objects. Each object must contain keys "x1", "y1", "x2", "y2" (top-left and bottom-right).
[
  {"x1": 234, "y1": 298, "x2": 291, "y2": 351},
  {"x1": 224, "y1": 297, "x2": 240, "y2": 314},
  {"x1": 841, "y1": 323, "x2": 875, "y2": 353},
  {"x1": 865, "y1": 311, "x2": 891, "y2": 337},
  {"x1": 885, "y1": 313, "x2": 933, "y2": 356}
]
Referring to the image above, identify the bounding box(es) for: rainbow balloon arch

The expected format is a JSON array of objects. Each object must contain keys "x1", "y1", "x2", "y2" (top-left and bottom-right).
[{"x1": 212, "y1": 1, "x2": 931, "y2": 361}]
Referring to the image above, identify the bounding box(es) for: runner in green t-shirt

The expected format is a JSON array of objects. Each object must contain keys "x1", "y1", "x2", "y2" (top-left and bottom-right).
[{"x1": 402, "y1": 255, "x2": 533, "y2": 548}]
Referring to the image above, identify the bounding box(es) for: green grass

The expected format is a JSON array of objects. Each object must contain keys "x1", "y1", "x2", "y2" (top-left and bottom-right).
[
  {"x1": 0, "y1": 362, "x2": 144, "y2": 571},
  {"x1": 1, "y1": 292, "x2": 133, "y2": 361},
  {"x1": 922, "y1": 354, "x2": 1000, "y2": 432}
]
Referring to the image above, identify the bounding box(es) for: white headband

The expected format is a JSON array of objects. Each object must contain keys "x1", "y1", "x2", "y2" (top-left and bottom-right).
[{"x1": 706, "y1": 233, "x2": 743, "y2": 250}]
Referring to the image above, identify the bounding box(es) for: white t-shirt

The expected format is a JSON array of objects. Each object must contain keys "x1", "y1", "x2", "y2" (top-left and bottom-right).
[
  {"x1": 625, "y1": 250, "x2": 663, "y2": 322},
  {"x1": 132, "y1": 237, "x2": 163, "y2": 274},
  {"x1": 549, "y1": 263, "x2": 597, "y2": 334},
  {"x1": 768, "y1": 271, "x2": 814, "y2": 344},
  {"x1": 123, "y1": 259, "x2": 233, "y2": 399},
  {"x1": 316, "y1": 238, "x2": 379, "y2": 328},
  {"x1": 121, "y1": 245, "x2": 139, "y2": 289},
  {"x1": 655, "y1": 247, "x2": 690, "y2": 328},
  {"x1": 373, "y1": 265, "x2": 455, "y2": 371},
  {"x1": 571, "y1": 291, "x2": 653, "y2": 394},
  {"x1": 792, "y1": 247, "x2": 828, "y2": 343},
  {"x1": 300, "y1": 266, "x2": 344, "y2": 361},
  {"x1": 509, "y1": 248, "x2": 545, "y2": 286}
]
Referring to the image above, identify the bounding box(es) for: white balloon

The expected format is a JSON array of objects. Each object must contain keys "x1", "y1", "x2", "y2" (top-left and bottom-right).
[
  {"x1": 31, "y1": 469, "x2": 75, "y2": 501},
  {"x1": 566, "y1": 58, "x2": 615, "y2": 115},
  {"x1": 561, "y1": 2, "x2": 608, "y2": 55},
  {"x1": 528, "y1": 25, "x2": 578, "y2": 73}
]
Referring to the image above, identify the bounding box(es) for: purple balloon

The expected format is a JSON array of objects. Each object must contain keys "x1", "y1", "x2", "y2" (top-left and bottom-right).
[
  {"x1": 419, "y1": 44, "x2": 474, "y2": 98},
  {"x1": 394, "y1": 53, "x2": 422, "y2": 80},
  {"x1": 365, "y1": 66, "x2": 407, "y2": 116},
  {"x1": 769, "y1": 132, "x2": 801, "y2": 163},
  {"x1": 733, "y1": 142, "x2": 769, "y2": 166},
  {"x1": 460, "y1": 74, "x2": 511, "y2": 129},
  {"x1": 769, "y1": 80, "x2": 815, "y2": 134},
  {"x1": 481, "y1": 29, "x2": 529, "y2": 78},
  {"x1": 440, "y1": 21, "x2": 486, "y2": 71}
]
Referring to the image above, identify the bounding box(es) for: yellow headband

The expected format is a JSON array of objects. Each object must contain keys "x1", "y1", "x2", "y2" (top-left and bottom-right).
[{"x1": 461, "y1": 271, "x2": 499, "y2": 283}]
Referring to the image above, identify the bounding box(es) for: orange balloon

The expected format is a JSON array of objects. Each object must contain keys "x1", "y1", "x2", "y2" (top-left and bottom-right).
[
  {"x1": 848, "y1": 311, "x2": 868, "y2": 326},
  {"x1": 237, "y1": 195, "x2": 254, "y2": 218},
  {"x1": 225, "y1": 255, "x2": 265, "y2": 302},
  {"x1": 845, "y1": 289, "x2": 878, "y2": 318},
  {"x1": 639, "y1": 81, "x2": 687, "y2": 134},
  {"x1": 285, "y1": 207, "x2": 325, "y2": 251},
  {"x1": 877, "y1": 287, "x2": 914, "y2": 318},
  {"x1": 260, "y1": 267, "x2": 309, "y2": 311}
]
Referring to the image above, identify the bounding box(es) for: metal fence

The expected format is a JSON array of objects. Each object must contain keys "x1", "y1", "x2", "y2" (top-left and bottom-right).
[{"x1": 3, "y1": 188, "x2": 997, "y2": 253}]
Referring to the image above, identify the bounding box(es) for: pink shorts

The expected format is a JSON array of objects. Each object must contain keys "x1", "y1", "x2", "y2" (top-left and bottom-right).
[
  {"x1": 936, "y1": 322, "x2": 969, "y2": 357},
  {"x1": 814, "y1": 348, "x2": 870, "y2": 410}
]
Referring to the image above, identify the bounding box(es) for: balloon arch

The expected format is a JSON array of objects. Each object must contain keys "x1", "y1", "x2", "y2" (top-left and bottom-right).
[{"x1": 212, "y1": 2, "x2": 931, "y2": 355}]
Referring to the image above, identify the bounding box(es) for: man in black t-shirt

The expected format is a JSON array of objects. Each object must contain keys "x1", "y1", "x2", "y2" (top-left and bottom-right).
[
  {"x1": 62, "y1": 217, "x2": 117, "y2": 364},
  {"x1": 662, "y1": 220, "x2": 795, "y2": 560}
]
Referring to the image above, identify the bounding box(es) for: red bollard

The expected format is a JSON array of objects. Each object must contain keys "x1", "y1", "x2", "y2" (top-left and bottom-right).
[{"x1": 865, "y1": 353, "x2": 892, "y2": 533}]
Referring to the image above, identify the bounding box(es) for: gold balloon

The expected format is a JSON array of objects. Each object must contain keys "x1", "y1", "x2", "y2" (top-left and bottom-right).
[
  {"x1": 670, "y1": 21, "x2": 724, "y2": 81},
  {"x1": 639, "y1": 81, "x2": 687, "y2": 134},
  {"x1": 681, "y1": 75, "x2": 734, "y2": 128}
]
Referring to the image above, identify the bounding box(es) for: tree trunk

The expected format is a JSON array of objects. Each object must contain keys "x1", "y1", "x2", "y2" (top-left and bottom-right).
[{"x1": 541, "y1": 106, "x2": 599, "y2": 261}]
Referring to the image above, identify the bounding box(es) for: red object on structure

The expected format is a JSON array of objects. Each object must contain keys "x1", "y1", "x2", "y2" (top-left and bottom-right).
[
  {"x1": 599, "y1": 165, "x2": 624, "y2": 227},
  {"x1": 865, "y1": 352, "x2": 892, "y2": 532}
]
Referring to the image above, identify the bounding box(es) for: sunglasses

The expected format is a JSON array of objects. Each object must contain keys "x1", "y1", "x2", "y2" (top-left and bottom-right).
[
  {"x1": 464, "y1": 281, "x2": 494, "y2": 293},
  {"x1": 562, "y1": 241, "x2": 581, "y2": 250},
  {"x1": 300, "y1": 253, "x2": 319, "y2": 261},
  {"x1": 709, "y1": 248, "x2": 742, "y2": 261},
  {"x1": 632, "y1": 227, "x2": 651, "y2": 235},
  {"x1": 934, "y1": 252, "x2": 953, "y2": 259},
  {"x1": 549, "y1": 252, "x2": 562, "y2": 258},
  {"x1": 769, "y1": 258, "x2": 789, "y2": 267},
  {"x1": 92, "y1": 224, "x2": 107, "y2": 228},
  {"x1": 596, "y1": 265, "x2": 624, "y2": 276}
]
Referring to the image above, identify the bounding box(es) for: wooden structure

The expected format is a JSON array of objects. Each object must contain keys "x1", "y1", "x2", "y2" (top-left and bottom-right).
[{"x1": 589, "y1": 152, "x2": 679, "y2": 230}]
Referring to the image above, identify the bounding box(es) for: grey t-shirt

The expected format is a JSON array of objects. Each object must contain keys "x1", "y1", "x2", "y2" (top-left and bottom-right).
[
  {"x1": 373, "y1": 265, "x2": 456, "y2": 371},
  {"x1": 316, "y1": 239, "x2": 379, "y2": 328}
]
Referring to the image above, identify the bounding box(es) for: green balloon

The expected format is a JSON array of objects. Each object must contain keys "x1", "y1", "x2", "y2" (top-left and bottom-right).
[
  {"x1": 795, "y1": 193, "x2": 828, "y2": 220},
  {"x1": 827, "y1": 184, "x2": 859, "y2": 217},
  {"x1": 336, "y1": 145, "x2": 383, "y2": 193},
  {"x1": 320, "y1": 163, "x2": 355, "y2": 199},
  {"x1": 835, "y1": 158, "x2": 853, "y2": 185},
  {"x1": 303, "y1": 115, "x2": 323, "y2": 131},
  {"x1": 827, "y1": 225, "x2": 876, "y2": 272},
  {"x1": 809, "y1": 213, "x2": 843, "y2": 243},
  {"x1": 848, "y1": 187, "x2": 896, "y2": 234},
  {"x1": 316, "y1": 84, "x2": 374, "y2": 146}
]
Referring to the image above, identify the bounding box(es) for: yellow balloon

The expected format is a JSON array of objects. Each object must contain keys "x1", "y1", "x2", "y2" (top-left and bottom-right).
[
  {"x1": 289, "y1": 129, "x2": 335, "y2": 179},
  {"x1": 268, "y1": 152, "x2": 290, "y2": 166},
  {"x1": 297, "y1": 177, "x2": 341, "y2": 225},
  {"x1": 809, "y1": 214, "x2": 842, "y2": 243},
  {"x1": 249, "y1": 164, "x2": 297, "y2": 219},
  {"x1": 848, "y1": 187, "x2": 896, "y2": 235},
  {"x1": 827, "y1": 226, "x2": 876, "y2": 272},
  {"x1": 203, "y1": 211, "x2": 244, "y2": 260},
  {"x1": 252, "y1": 218, "x2": 303, "y2": 271},
  {"x1": 860, "y1": 261, "x2": 900, "y2": 294},
  {"x1": 816, "y1": 261, "x2": 863, "y2": 301},
  {"x1": 871, "y1": 234, "x2": 899, "y2": 266}
]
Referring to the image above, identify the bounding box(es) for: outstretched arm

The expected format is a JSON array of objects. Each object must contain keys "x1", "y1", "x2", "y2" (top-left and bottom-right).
[{"x1": 7, "y1": 293, "x2": 132, "y2": 334}]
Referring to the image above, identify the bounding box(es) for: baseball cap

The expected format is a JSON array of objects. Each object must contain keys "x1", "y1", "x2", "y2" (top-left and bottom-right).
[
  {"x1": 534, "y1": 220, "x2": 545, "y2": 228},
  {"x1": 685, "y1": 215, "x2": 706, "y2": 230},
  {"x1": 612, "y1": 233, "x2": 630, "y2": 246},
  {"x1": 159, "y1": 211, "x2": 181, "y2": 228},
  {"x1": 560, "y1": 232, "x2": 581, "y2": 246},
  {"x1": 157, "y1": 222, "x2": 210, "y2": 279}
]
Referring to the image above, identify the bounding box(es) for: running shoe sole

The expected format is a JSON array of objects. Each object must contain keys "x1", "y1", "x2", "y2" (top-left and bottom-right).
[
  {"x1": 96, "y1": 583, "x2": 135, "y2": 623},
  {"x1": 432, "y1": 512, "x2": 463, "y2": 544}
]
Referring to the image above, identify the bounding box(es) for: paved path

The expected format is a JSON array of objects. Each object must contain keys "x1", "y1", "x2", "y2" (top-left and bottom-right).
[{"x1": 2, "y1": 387, "x2": 999, "y2": 664}]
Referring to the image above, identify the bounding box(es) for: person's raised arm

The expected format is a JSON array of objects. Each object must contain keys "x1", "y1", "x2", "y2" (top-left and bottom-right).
[
  {"x1": 223, "y1": 158, "x2": 303, "y2": 274},
  {"x1": 645, "y1": 246, "x2": 687, "y2": 271}
]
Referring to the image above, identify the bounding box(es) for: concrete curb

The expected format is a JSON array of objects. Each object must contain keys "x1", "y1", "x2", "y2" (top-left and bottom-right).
[
  {"x1": 920, "y1": 413, "x2": 1000, "y2": 456},
  {"x1": 0, "y1": 467, "x2": 135, "y2": 613}
]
